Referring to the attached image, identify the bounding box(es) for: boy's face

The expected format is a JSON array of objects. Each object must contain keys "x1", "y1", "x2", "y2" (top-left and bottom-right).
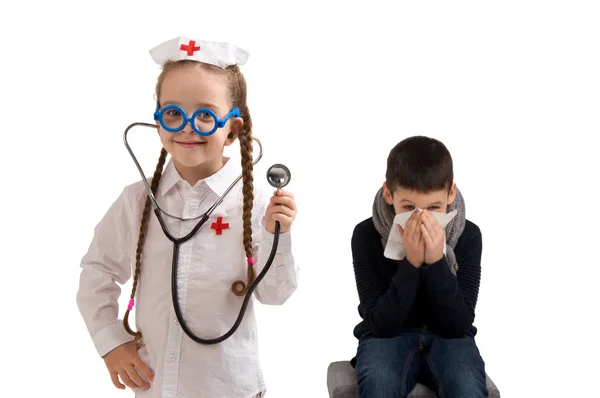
[{"x1": 383, "y1": 182, "x2": 457, "y2": 215}]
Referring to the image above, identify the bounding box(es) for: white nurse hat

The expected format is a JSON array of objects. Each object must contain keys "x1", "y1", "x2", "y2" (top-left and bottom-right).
[{"x1": 149, "y1": 36, "x2": 249, "y2": 69}]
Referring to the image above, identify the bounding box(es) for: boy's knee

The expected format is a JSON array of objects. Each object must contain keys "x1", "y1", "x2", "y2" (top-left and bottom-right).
[
  {"x1": 441, "y1": 368, "x2": 488, "y2": 398},
  {"x1": 356, "y1": 362, "x2": 404, "y2": 397}
]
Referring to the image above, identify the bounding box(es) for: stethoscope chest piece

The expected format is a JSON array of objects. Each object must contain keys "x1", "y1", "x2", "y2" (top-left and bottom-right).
[{"x1": 267, "y1": 164, "x2": 291, "y2": 189}]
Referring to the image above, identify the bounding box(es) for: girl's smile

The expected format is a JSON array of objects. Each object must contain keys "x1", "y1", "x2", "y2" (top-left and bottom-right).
[{"x1": 174, "y1": 140, "x2": 207, "y2": 148}]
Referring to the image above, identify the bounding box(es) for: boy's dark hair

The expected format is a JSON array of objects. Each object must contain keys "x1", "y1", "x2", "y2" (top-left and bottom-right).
[{"x1": 385, "y1": 135, "x2": 454, "y2": 194}]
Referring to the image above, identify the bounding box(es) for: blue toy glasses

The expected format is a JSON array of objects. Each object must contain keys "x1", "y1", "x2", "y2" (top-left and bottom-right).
[{"x1": 153, "y1": 102, "x2": 240, "y2": 137}]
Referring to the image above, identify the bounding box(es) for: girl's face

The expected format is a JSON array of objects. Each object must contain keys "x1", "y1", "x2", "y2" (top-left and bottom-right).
[{"x1": 157, "y1": 65, "x2": 242, "y2": 177}]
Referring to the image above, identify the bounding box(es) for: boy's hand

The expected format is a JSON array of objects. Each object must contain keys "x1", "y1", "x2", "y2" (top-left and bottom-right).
[
  {"x1": 265, "y1": 189, "x2": 296, "y2": 234},
  {"x1": 398, "y1": 211, "x2": 425, "y2": 268},
  {"x1": 420, "y1": 210, "x2": 445, "y2": 264},
  {"x1": 103, "y1": 341, "x2": 154, "y2": 391}
]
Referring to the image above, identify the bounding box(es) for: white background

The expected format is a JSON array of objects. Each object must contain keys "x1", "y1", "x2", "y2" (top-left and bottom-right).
[{"x1": 1, "y1": 1, "x2": 599, "y2": 397}]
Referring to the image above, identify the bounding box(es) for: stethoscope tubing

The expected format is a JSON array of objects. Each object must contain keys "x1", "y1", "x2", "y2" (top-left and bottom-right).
[
  {"x1": 154, "y1": 207, "x2": 280, "y2": 344},
  {"x1": 124, "y1": 121, "x2": 279, "y2": 345},
  {"x1": 123, "y1": 122, "x2": 263, "y2": 222}
]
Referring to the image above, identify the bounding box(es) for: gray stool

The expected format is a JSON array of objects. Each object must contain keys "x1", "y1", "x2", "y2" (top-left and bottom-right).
[{"x1": 327, "y1": 361, "x2": 500, "y2": 398}]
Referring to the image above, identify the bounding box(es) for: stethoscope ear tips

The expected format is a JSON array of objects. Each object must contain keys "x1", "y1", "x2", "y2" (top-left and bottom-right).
[{"x1": 267, "y1": 164, "x2": 291, "y2": 189}]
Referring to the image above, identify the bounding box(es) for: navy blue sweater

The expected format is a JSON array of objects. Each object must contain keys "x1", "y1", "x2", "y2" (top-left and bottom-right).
[{"x1": 351, "y1": 217, "x2": 482, "y2": 342}]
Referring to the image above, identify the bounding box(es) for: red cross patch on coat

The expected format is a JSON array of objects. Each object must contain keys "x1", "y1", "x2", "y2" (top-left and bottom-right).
[{"x1": 211, "y1": 216, "x2": 229, "y2": 235}]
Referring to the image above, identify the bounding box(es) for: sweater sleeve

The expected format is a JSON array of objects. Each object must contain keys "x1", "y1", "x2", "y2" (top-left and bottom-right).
[
  {"x1": 420, "y1": 221, "x2": 482, "y2": 338},
  {"x1": 351, "y1": 222, "x2": 420, "y2": 338}
]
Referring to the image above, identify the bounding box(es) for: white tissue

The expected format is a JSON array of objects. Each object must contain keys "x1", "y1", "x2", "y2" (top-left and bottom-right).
[{"x1": 383, "y1": 208, "x2": 457, "y2": 260}]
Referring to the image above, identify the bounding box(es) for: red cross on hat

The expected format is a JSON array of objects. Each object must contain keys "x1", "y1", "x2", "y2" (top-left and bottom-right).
[{"x1": 180, "y1": 40, "x2": 200, "y2": 55}]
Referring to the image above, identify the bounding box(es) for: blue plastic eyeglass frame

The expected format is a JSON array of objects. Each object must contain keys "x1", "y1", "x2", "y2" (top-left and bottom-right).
[{"x1": 153, "y1": 102, "x2": 241, "y2": 137}]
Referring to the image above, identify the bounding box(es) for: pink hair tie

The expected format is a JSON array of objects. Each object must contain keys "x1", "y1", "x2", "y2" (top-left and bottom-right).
[
  {"x1": 127, "y1": 298, "x2": 135, "y2": 311},
  {"x1": 247, "y1": 258, "x2": 254, "y2": 266}
]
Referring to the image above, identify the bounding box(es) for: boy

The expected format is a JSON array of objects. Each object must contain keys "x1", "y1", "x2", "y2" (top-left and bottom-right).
[{"x1": 351, "y1": 136, "x2": 488, "y2": 397}]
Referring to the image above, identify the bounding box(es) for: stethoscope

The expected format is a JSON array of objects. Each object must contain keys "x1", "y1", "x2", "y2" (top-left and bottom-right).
[{"x1": 123, "y1": 121, "x2": 291, "y2": 345}]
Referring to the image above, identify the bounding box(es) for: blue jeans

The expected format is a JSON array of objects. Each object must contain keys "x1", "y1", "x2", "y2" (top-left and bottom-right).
[{"x1": 355, "y1": 329, "x2": 488, "y2": 398}]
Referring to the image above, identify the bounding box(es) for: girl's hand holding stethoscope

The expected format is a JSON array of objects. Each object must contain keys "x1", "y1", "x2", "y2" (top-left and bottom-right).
[{"x1": 265, "y1": 189, "x2": 297, "y2": 234}]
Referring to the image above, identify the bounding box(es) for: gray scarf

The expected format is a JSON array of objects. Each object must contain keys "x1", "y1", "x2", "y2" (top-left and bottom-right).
[{"x1": 372, "y1": 187, "x2": 466, "y2": 274}]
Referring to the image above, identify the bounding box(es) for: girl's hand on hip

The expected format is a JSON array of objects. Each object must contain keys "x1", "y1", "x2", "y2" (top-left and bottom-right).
[{"x1": 103, "y1": 341, "x2": 154, "y2": 391}]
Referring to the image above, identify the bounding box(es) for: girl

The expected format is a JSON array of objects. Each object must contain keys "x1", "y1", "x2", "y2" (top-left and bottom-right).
[{"x1": 76, "y1": 37, "x2": 299, "y2": 398}]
